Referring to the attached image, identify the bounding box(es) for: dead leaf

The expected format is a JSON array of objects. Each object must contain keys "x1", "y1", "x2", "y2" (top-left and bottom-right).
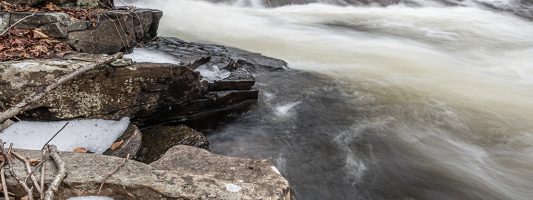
[
  {"x1": 29, "y1": 159, "x2": 41, "y2": 166},
  {"x1": 21, "y1": 196, "x2": 30, "y2": 200},
  {"x1": 111, "y1": 140, "x2": 124, "y2": 150},
  {"x1": 73, "y1": 147, "x2": 88, "y2": 153},
  {"x1": 32, "y1": 29, "x2": 49, "y2": 39}
]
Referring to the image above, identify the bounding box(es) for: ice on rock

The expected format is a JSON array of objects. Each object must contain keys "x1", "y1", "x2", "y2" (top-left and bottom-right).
[
  {"x1": 0, "y1": 118, "x2": 130, "y2": 154},
  {"x1": 195, "y1": 65, "x2": 231, "y2": 83},
  {"x1": 124, "y1": 48, "x2": 181, "y2": 64}
]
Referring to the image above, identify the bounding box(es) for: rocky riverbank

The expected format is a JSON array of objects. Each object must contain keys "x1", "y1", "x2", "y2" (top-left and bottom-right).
[{"x1": 0, "y1": 0, "x2": 293, "y2": 199}]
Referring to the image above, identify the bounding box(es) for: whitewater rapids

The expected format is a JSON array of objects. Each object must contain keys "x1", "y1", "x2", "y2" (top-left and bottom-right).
[{"x1": 128, "y1": 0, "x2": 533, "y2": 199}]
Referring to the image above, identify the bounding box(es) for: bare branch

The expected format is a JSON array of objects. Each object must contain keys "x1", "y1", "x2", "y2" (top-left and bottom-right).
[
  {"x1": 97, "y1": 154, "x2": 130, "y2": 196},
  {"x1": 11, "y1": 151, "x2": 43, "y2": 195},
  {"x1": 42, "y1": 122, "x2": 69, "y2": 150},
  {"x1": 1, "y1": 161, "x2": 9, "y2": 200},
  {"x1": 0, "y1": 12, "x2": 37, "y2": 36},
  {"x1": 44, "y1": 145, "x2": 66, "y2": 200}
]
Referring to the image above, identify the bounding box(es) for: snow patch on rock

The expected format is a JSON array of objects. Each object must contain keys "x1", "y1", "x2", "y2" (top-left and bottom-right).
[
  {"x1": 0, "y1": 118, "x2": 130, "y2": 154},
  {"x1": 124, "y1": 48, "x2": 181, "y2": 64},
  {"x1": 195, "y1": 65, "x2": 231, "y2": 83}
]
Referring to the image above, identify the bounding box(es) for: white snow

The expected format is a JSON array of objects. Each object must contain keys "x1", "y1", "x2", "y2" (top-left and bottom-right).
[
  {"x1": 68, "y1": 196, "x2": 113, "y2": 200},
  {"x1": 195, "y1": 65, "x2": 231, "y2": 83},
  {"x1": 0, "y1": 118, "x2": 130, "y2": 154},
  {"x1": 124, "y1": 48, "x2": 181, "y2": 64}
]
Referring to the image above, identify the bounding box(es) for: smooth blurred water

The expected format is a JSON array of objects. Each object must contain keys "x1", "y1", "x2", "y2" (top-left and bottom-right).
[{"x1": 127, "y1": 0, "x2": 533, "y2": 199}]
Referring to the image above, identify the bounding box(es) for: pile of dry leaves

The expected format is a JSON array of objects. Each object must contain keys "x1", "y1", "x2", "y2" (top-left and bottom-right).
[
  {"x1": 0, "y1": 28, "x2": 72, "y2": 61},
  {"x1": 0, "y1": 1, "x2": 108, "y2": 23}
]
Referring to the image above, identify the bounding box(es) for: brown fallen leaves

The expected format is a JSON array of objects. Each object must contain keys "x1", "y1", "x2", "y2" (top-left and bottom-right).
[
  {"x1": 0, "y1": 28, "x2": 72, "y2": 61},
  {"x1": 110, "y1": 140, "x2": 124, "y2": 150},
  {"x1": 0, "y1": 1, "x2": 108, "y2": 23}
]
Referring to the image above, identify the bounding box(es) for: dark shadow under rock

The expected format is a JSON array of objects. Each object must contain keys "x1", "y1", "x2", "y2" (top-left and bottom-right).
[{"x1": 140, "y1": 124, "x2": 209, "y2": 163}]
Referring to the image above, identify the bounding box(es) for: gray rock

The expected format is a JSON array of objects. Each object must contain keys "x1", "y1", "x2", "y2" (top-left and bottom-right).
[
  {"x1": 66, "y1": 20, "x2": 91, "y2": 32},
  {"x1": 7, "y1": 145, "x2": 292, "y2": 199},
  {"x1": 132, "y1": 9, "x2": 163, "y2": 41},
  {"x1": 0, "y1": 53, "x2": 204, "y2": 120},
  {"x1": 76, "y1": 0, "x2": 99, "y2": 8},
  {"x1": 40, "y1": 22, "x2": 68, "y2": 38},
  {"x1": 9, "y1": 12, "x2": 70, "y2": 30},
  {"x1": 3, "y1": 0, "x2": 45, "y2": 6},
  {"x1": 0, "y1": 13, "x2": 9, "y2": 35},
  {"x1": 67, "y1": 9, "x2": 162, "y2": 54},
  {"x1": 142, "y1": 125, "x2": 209, "y2": 163},
  {"x1": 103, "y1": 124, "x2": 142, "y2": 159}
]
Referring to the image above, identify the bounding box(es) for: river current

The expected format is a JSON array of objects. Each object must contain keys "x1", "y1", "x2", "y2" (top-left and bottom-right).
[{"x1": 127, "y1": 0, "x2": 533, "y2": 199}]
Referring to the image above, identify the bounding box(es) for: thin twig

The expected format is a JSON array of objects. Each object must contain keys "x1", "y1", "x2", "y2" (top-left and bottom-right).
[
  {"x1": 4, "y1": 144, "x2": 33, "y2": 200},
  {"x1": 11, "y1": 151, "x2": 43, "y2": 195},
  {"x1": 40, "y1": 148, "x2": 47, "y2": 200},
  {"x1": 44, "y1": 145, "x2": 66, "y2": 200},
  {"x1": 0, "y1": 11, "x2": 37, "y2": 36},
  {"x1": 0, "y1": 161, "x2": 8, "y2": 200},
  {"x1": 97, "y1": 154, "x2": 130, "y2": 196},
  {"x1": 42, "y1": 122, "x2": 69, "y2": 150}
]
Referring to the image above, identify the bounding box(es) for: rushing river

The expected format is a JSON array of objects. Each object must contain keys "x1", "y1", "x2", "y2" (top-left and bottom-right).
[{"x1": 128, "y1": 0, "x2": 533, "y2": 199}]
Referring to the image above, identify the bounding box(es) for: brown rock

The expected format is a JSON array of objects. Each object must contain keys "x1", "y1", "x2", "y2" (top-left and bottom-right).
[
  {"x1": 103, "y1": 124, "x2": 142, "y2": 159},
  {"x1": 141, "y1": 125, "x2": 209, "y2": 163}
]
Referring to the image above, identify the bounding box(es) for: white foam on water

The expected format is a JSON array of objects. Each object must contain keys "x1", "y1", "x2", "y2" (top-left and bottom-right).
[
  {"x1": 0, "y1": 118, "x2": 130, "y2": 154},
  {"x1": 274, "y1": 101, "x2": 301, "y2": 117}
]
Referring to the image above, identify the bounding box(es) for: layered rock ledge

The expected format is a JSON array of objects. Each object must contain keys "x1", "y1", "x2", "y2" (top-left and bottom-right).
[{"x1": 7, "y1": 145, "x2": 291, "y2": 200}]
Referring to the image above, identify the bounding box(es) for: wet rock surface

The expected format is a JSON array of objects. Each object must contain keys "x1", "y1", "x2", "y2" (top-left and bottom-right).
[
  {"x1": 7, "y1": 145, "x2": 292, "y2": 200},
  {"x1": 141, "y1": 124, "x2": 209, "y2": 163}
]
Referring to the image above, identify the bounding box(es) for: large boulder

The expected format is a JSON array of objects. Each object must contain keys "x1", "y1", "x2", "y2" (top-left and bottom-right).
[
  {"x1": 67, "y1": 9, "x2": 162, "y2": 54},
  {"x1": 7, "y1": 145, "x2": 292, "y2": 199},
  {"x1": 0, "y1": 53, "x2": 204, "y2": 120}
]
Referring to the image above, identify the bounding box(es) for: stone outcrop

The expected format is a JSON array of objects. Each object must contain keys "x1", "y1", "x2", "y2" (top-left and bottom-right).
[
  {"x1": 0, "y1": 37, "x2": 287, "y2": 125},
  {"x1": 7, "y1": 145, "x2": 292, "y2": 200},
  {"x1": 0, "y1": 53, "x2": 203, "y2": 120},
  {"x1": 141, "y1": 124, "x2": 209, "y2": 163},
  {"x1": 67, "y1": 9, "x2": 163, "y2": 54}
]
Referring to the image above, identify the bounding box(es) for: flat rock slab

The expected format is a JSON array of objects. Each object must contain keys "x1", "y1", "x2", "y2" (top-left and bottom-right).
[
  {"x1": 7, "y1": 145, "x2": 292, "y2": 200},
  {"x1": 0, "y1": 53, "x2": 204, "y2": 120}
]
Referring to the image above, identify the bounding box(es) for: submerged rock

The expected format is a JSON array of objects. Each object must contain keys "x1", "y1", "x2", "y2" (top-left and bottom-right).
[
  {"x1": 7, "y1": 145, "x2": 292, "y2": 200},
  {"x1": 141, "y1": 124, "x2": 209, "y2": 163}
]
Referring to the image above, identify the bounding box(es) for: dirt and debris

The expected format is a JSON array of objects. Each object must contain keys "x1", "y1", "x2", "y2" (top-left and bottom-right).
[{"x1": 0, "y1": 27, "x2": 72, "y2": 61}]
